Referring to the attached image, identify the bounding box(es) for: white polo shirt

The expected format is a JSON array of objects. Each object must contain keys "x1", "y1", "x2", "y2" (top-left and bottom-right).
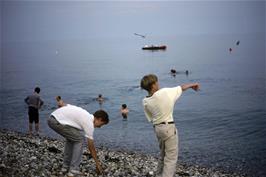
[
  {"x1": 51, "y1": 104, "x2": 94, "y2": 139},
  {"x1": 143, "y1": 86, "x2": 182, "y2": 125}
]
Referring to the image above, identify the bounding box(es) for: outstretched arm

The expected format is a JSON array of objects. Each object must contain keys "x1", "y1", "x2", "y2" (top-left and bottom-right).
[
  {"x1": 87, "y1": 138, "x2": 103, "y2": 175},
  {"x1": 181, "y1": 83, "x2": 200, "y2": 92}
]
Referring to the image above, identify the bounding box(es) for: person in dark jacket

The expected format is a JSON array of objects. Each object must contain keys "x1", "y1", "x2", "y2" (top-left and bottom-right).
[{"x1": 25, "y1": 87, "x2": 44, "y2": 135}]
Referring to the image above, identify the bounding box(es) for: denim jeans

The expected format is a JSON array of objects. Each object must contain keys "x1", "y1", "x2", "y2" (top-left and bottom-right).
[{"x1": 47, "y1": 116, "x2": 84, "y2": 171}]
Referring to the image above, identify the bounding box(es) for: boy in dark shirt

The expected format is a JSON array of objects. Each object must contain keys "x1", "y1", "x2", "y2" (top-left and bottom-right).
[{"x1": 25, "y1": 87, "x2": 44, "y2": 135}]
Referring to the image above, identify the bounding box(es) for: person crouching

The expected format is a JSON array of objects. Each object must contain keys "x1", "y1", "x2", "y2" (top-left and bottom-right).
[{"x1": 47, "y1": 104, "x2": 109, "y2": 176}]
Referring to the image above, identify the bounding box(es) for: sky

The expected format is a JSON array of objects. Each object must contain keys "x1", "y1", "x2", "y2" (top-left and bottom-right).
[{"x1": 1, "y1": 1, "x2": 265, "y2": 42}]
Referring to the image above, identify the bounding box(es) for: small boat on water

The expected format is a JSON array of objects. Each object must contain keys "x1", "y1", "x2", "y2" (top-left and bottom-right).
[{"x1": 142, "y1": 45, "x2": 167, "y2": 50}]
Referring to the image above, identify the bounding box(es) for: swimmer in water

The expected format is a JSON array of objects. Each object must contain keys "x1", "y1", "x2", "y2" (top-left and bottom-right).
[
  {"x1": 96, "y1": 94, "x2": 104, "y2": 108},
  {"x1": 56, "y1": 96, "x2": 66, "y2": 108},
  {"x1": 170, "y1": 69, "x2": 176, "y2": 77},
  {"x1": 170, "y1": 69, "x2": 189, "y2": 76},
  {"x1": 170, "y1": 69, "x2": 177, "y2": 74},
  {"x1": 120, "y1": 104, "x2": 129, "y2": 119}
]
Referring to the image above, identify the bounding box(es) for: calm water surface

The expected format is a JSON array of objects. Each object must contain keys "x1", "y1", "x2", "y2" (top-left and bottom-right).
[{"x1": 1, "y1": 35, "x2": 265, "y2": 176}]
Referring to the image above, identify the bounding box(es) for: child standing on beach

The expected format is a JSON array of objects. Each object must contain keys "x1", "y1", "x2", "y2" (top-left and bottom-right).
[
  {"x1": 140, "y1": 74, "x2": 200, "y2": 177},
  {"x1": 24, "y1": 87, "x2": 44, "y2": 135}
]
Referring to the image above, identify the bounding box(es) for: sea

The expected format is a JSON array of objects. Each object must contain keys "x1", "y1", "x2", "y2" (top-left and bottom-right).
[{"x1": 1, "y1": 34, "x2": 265, "y2": 177}]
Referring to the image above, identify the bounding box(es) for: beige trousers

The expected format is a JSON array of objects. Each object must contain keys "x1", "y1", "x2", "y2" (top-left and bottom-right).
[{"x1": 154, "y1": 124, "x2": 178, "y2": 177}]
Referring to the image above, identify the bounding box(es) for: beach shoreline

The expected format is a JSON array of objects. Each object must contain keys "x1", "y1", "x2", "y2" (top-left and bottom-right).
[{"x1": 0, "y1": 129, "x2": 247, "y2": 177}]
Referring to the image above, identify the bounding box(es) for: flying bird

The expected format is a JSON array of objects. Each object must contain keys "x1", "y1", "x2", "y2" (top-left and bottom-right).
[{"x1": 134, "y1": 33, "x2": 146, "y2": 38}]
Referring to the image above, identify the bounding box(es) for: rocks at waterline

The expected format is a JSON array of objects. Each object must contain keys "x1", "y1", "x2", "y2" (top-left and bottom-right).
[{"x1": 0, "y1": 129, "x2": 246, "y2": 177}]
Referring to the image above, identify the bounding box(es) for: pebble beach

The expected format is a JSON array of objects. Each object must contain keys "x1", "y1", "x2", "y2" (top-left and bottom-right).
[{"x1": 0, "y1": 129, "x2": 247, "y2": 177}]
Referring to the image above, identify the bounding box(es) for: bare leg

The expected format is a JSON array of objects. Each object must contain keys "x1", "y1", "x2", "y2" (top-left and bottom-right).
[
  {"x1": 35, "y1": 123, "x2": 39, "y2": 135},
  {"x1": 29, "y1": 123, "x2": 33, "y2": 135}
]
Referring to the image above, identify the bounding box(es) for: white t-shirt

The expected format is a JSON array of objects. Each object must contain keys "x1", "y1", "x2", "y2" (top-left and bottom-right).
[
  {"x1": 143, "y1": 86, "x2": 182, "y2": 125},
  {"x1": 51, "y1": 104, "x2": 94, "y2": 139}
]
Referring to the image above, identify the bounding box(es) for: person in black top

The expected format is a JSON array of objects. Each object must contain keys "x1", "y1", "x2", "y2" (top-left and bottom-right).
[{"x1": 25, "y1": 87, "x2": 44, "y2": 135}]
